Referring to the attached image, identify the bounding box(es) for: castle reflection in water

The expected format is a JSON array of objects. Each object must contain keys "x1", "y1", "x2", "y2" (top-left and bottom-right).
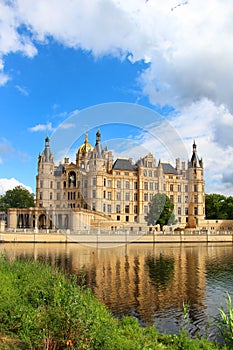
[{"x1": 1, "y1": 242, "x2": 233, "y2": 335}]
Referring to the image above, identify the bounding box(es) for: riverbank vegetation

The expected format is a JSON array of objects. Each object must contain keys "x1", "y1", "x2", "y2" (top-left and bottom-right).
[
  {"x1": 0, "y1": 255, "x2": 230, "y2": 350},
  {"x1": 205, "y1": 194, "x2": 233, "y2": 219}
]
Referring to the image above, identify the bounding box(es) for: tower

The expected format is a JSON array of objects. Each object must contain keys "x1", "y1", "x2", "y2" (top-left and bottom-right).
[
  {"x1": 187, "y1": 141, "x2": 205, "y2": 228},
  {"x1": 36, "y1": 136, "x2": 55, "y2": 208}
]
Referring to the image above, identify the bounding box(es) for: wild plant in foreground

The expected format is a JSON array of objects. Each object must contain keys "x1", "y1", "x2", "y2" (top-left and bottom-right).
[{"x1": 216, "y1": 292, "x2": 233, "y2": 348}]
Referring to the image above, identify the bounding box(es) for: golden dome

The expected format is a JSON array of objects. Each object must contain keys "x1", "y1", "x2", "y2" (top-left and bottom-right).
[{"x1": 77, "y1": 132, "x2": 93, "y2": 155}]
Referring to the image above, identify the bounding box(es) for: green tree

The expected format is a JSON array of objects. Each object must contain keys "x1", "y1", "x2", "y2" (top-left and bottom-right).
[
  {"x1": 145, "y1": 193, "x2": 176, "y2": 229},
  {"x1": 0, "y1": 186, "x2": 35, "y2": 211},
  {"x1": 205, "y1": 194, "x2": 227, "y2": 219}
]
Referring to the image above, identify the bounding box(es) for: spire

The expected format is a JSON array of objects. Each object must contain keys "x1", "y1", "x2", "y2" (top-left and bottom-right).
[
  {"x1": 44, "y1": 135, "x2": 52, "y2": 162},
  {"x1": 84, "y1": 132, "x2": 88, "y2": 145},
  {"x1": 95, "y1": 129, "x2": 102, "y2": 158},
  {"x1": 190, "y1": 140, "x2": 202, "y2": 168}
]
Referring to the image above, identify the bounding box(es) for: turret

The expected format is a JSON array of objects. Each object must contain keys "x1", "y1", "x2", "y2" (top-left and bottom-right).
[{"x1": 187, "y1": 141, "x2": 205, "y2": 228}]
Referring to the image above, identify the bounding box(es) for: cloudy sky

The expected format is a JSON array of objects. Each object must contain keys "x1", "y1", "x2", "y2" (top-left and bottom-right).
[{"x1": 0, "y1": 0, "x2": 233, "y2": 195}]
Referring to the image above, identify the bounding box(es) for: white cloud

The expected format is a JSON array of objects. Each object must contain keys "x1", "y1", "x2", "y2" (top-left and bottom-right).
[
  {"x1": 29, "y1": 122, "x2": 53, "y2": 132},
  {"x1": 0, "y1": 178, "x2": 33, "y2": 196},
  {"x1": 59, "y1": 123, "x2": 76, "y2": 130},
  {"x1": 131, "y1": 98, "x2": 233, "y2": 195},
  {"x1": 0, "y1": 138, "x2": 14, "y2": 159},
  {"x1": 15, "y1": 84, "x2": 29, "y2": 96},
  {"x1": 0, "y1": 1, "x2": 231, "y2": 109}
]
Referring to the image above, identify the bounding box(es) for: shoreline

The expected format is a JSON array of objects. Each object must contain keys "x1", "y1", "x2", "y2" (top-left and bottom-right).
[{"x1": 1, "y1": 231, "x2": 232, "y2": 244}]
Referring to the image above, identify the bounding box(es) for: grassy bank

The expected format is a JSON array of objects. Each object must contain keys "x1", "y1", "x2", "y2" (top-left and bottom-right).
[{"x1": 0, "y1": 255, "x2": 229, "y2": 350}]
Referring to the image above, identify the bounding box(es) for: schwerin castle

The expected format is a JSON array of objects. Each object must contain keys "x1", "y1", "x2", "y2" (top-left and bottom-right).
[{"x1": 7, "y1": 129, "x2": 233, "y2": 233}]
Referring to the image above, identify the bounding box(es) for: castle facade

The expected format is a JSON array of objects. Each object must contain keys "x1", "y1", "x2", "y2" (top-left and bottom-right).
[{"x1": 32, "y1": 129, "x2": 205, "y2": 230}]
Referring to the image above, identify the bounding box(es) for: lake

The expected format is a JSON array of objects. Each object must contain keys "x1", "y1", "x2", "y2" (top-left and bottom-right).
[{"x1": 1, "y1": 242, "x2": 233, "y2": 342}]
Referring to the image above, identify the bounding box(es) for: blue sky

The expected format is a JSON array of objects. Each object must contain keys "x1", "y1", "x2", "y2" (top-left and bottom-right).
[{"x1": 1, "y1": 0, "x2": 233, "y2": 195}]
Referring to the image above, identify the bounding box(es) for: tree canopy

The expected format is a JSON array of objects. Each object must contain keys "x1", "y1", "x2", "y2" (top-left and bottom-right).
[
  {"x1": 145, "y1": 193, "x2": 176, "y2": 228},
  {"x1": 205, "y1": 194, "x2": 233, "y2": 220},
  {"x1": 0, "y1": 186, "x2": 35, "y2": 211}
]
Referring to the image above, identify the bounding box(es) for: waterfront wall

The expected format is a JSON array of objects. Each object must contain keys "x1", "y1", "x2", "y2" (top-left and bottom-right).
[{"x1": 0, "y1": 230, "x2": 232, "y2": 244}]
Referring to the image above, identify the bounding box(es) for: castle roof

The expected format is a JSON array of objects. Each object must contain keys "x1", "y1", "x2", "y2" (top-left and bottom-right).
[
  {"x1": 112, "y1": 159, "x2": 137, "y2": 171},
  {"x1": 161, "y1": 162, "x2": 178, "y2": 174}
]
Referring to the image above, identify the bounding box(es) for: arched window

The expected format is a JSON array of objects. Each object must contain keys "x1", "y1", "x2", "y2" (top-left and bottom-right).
[{"x1": 68, "y1": 171, "x2": 76, "y2": 187}]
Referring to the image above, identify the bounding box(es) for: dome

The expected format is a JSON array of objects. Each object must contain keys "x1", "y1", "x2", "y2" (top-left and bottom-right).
[{"x1": 77, "y1": 132, "x2": 93, "y2": 155}]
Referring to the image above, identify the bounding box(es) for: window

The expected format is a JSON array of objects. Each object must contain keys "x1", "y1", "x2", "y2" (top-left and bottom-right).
[
  {"x1": 170, "y1": 195, "x2": 174, "y2": 202},
  {"x1": 103, "y1": 190, "x2": 106, "y2": 199},
  {"x1": 125, "y1": 192, "x2": 130, "y2": 201},
  {"x1": 84, "y1": 180, "x2": 88, "y2": 188},
  {"x1": 134, "y1": 205, "x2": 138, "y2": 214},
  {"x1": 116, "y1": 204, "x2": 121, "y2": 213},
  {"x1": 57, "y1": 182, "x2": 60, "y2": 189},
  {"x1": 107, "y1": 180, "x2": 112, "y2": 188},
  {"x1": 185, "y1": 185, "x2": 188, "y2": 192},
  {"x1": 125, "y1": 205, "x2": 129, "y2": 214},
  {"x1": 194, "y1": 195, "x2": 198, "y2": 203},
  {"x1": 39, "y1": 192, "x2": 43, "y2": 200},
  {"x1": 144, "y1": 193, "x2": 148, "y2": 201},
  {"x1": 125, "y1": 216, "x2": 129, "y2": 222},
  {"x1": 149, "y1": 182, "x2": 153, "y2": 190},
  {"x1": 194, "y1": 184, "x2": 197, "y2": 192},
  {"x1": 104, "y1": 178, "x2": 106, "y2": 186},
  {"x1": 194, "y1": 207, "x2": 198, "y2": 215},
  {"x1": 170, "y1": 184, "x2": 174, "y2": 191},
  {"x1": 149, "y1": 193, "x2": 154, "y2": 201},
  {"x1": 154, "y1": 183, "x2": 158, "y2": 190},
  {"x1": 134, "y1": 181, "x2": 138, "y2": 190},
  {"x1": 40, "y1": 180, "x2": 43, "y2": 188},
  {"x1": 56, "y1": 193, "x2": 60, "y2": 201},
  {"x1": 178, "y1": 195, "x2": 181, "y2": 203},
  {"x1": 185, "y1": 196, "x2": 188, "y2": 203},
  {"x1": 107, "y1": 192, "x2": 112, "y2": 200},
  {"x1": 185, "y1": 207, "x2": 189, "y2": 215},
  {"x1": 124, "y1": 172, "x2": 129, "y2": 176},
  {"x1": 92, "y1": 177, "x2": 96, "y2": 186},
  {"x1": 144, "y1": 182, "x2": 148, "y2": 190},
  {"x1": 178, "y1": 207, "x2": 181, "y2": 215},
  {"x1": 143, "y1": 170, "x2": 147, "y2": 176},
  {"x1": 93, "y1": 190, "x2": 96, "y2": 198},
  {"x1": 103, "y1": 204, "x2": 106, "y2": 212},
  {"x1": 92, "y1": 203, "x2": 96, "y2": 211},
  {"x1": 117, "y1": 180, "x2": 121, "y2": 188},
  {"x1": 107, "y1": 204, "x2": 111, "y2": 213},
  {"x1": 116, "y1": 171, "x2": 120, "y2": 175},
  {"x1": 116, "y1": 192, "x2": 121, "y2": 200},
  {"x1": 134, "y1": 193, "x2": 138, "y2": 201},
  {"x1": 50, "y1": 192, "x2": 52, "y2": 200},
  {"x1": 144, "y1": 205, "x2": 148, "y2": 214},
  {"x1": 178, "y1": 184, "x2": 181, "y2": 192},
  {"x1": 50, "y1": 181, "x2": 53, "y2": 189},
  {"x1": 117, "y1": 215, "x2": 120, "y2": 221},
  {"x1": 125, "y1": 181, "x2": 130, "y2": 189},
  {"x1": 148, "y1": 170, "x2": 152, "y2": 177},
  {"x1": 148, "y1": 162, "x2": 152, "y2": 168}
]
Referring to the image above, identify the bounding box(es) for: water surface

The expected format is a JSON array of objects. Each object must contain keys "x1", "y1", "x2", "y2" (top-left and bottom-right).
[{"x1": 1, "y1": 242, "x2": 233, "y2": 341}]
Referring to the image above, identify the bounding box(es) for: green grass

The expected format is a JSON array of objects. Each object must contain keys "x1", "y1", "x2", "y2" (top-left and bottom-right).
[{"x1": 0, "y1": 254, "x2": 229, "y2": 349}]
